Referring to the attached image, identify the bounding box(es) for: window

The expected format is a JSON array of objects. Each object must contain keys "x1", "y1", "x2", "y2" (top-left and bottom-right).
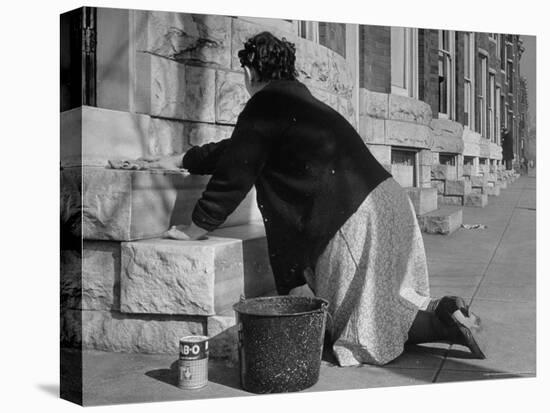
[
  {"x1": 500, "y1": 35, "x2": 506, "y2": 71},
  {"x1": 318, "y1": 22, "x2": 346, "y2": 57},
  {"x1": 489, "y1": 73, "x2": 496, "y2": 142},
  {"x1": 507, "y1": 61, "x2": 513, "y2": 92},
  {"x1": 476, "y1": 54, "x2": 488, "y2": 137},
  {"x1": 391, "y1": 27, "x2": 418, "y2": 97},
  {"x1": 496, "y1": 86, "x2": 502, "y2": 142},
  {"x1": 464, "y1": 33, "x2": 475, "y2": 129},
  {"x1": 489, "y1": 33, "x2": 497, "y2": 42},
  {"x1": 391, "y1": 148, "x2": 417, "y2": 188},
  {"x1": 464, "y1": 156, "x2": 475, "y2": 165},
  {"x1": 297, "y1": 20, "x2": 319, "y2": 43},
  {"x1": 438, "y1": 30, "x2": 455, "y2": 119},
  {"x1": 439, "y1": 153, "x2": 456, "y2": 166}
]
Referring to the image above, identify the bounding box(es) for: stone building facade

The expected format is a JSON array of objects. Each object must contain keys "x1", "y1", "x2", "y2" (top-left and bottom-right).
[{"x1": 60, "y1": 7, "x2": 522, "y2": 357}]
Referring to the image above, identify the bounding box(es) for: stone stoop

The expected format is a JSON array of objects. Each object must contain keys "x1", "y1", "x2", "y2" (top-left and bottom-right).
[
  {"x1": 464, "y1": 193, "x2": 489, "y2": 208},
  {"x1": 61, "y1": 224, "x2": 274, "y2": 360},
  {"x1": 405, "y1": 187, "x2": 438, "y2": 215},
  {"x1": 486, "y1": 182, "x2": 501, "y2": 196},
  {"x1": 417, "y1": 206, "x2": 463, "y2": 235}
]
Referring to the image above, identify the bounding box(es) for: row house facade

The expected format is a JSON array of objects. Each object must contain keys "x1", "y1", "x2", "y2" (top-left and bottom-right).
[{"x1": 60, "y1": 8, "x2": 523, "y2": 361}]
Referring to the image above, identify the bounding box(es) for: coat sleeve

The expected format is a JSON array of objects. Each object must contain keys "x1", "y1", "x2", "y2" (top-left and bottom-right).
[
  {"x1": 191, "y1": 111, "x2": 274, "y2": 231},
  {"x1": 181, "y1": 139, "x2": 232, "y2": 175}
]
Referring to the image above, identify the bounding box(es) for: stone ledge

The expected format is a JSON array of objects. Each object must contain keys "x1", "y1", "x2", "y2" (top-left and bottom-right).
[
  {"x1": 62, "y1": 167, "x2": 262, "y2": 241},
  {"x1": 418, "y1": 207, "x2": 463, "y2": 235}
]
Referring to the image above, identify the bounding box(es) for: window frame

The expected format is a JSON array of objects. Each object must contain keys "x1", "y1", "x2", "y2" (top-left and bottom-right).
[
  {"x1": 464, "y1": 32, "x2": 475, "y2": 129},
  {"x1": 488, "y1": 72, "x2": 496, "y2": 143},
  {"x1": 438, "y1": 30, "x2": 456, "y2": 119},
  {"x1": 390, "y1": 27, "x2": 419, "y2": 98},
  {"x1": 477, "y1": 52, "x2": 488, "y2": 138}
]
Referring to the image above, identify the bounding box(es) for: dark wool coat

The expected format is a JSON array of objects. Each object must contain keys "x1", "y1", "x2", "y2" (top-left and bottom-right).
[{"x1": 182, "y1": 80, "x2": 391, "y2": 294}]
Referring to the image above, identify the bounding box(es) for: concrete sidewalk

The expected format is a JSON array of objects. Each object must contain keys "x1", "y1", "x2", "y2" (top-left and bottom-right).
[{"x1": 67, "y1": 176, "x2": 536, "y2": 406}]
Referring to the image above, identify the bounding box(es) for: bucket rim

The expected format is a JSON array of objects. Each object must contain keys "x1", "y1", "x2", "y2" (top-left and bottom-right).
[{"x1": 232, "y1": 295, "x2": 329, "y2": 317}]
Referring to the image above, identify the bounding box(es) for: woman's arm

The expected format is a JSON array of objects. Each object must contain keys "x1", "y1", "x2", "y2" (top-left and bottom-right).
[
  {"x1": 191, "y1": 115, "x2": 273, "y2": 231},
  {"x1": 182, "y1": 139, "x2": 232, "y2": 175}
]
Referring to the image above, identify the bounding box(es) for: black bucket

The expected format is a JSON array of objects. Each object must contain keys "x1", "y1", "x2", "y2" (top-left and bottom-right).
[{"x1": 233, "y1": 296, "x2": 329, "y2": 394}]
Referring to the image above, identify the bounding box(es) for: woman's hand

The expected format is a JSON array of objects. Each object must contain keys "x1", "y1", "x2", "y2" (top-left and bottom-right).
[
  {"x1": 139, "y1": 154, "x2": 185, "y2": 170},
  {"x1": 164, "y1": 223, "x2": 208, "y2": 241},
  {"x1": 288, "y1": 284, "x2": 315, "y2": 298}
]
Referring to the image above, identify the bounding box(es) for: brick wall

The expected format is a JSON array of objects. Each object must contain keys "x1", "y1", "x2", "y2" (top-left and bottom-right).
[{"x1": 359, "y1": 25, "x2": 390, "y2": 93}]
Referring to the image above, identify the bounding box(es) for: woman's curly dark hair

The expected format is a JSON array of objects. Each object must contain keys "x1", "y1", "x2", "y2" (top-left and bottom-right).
[{"x1": 238, "y1": 31, "x2": 298, "y2": 81}]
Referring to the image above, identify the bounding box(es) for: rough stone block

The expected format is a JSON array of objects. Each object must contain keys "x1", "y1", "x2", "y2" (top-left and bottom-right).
[
  {"x1": 498, "y1": 179, "x2": 508, "y2": 189},
  {"x1": 431, "y1": 180, "x2": 445, "y2": 195},
  {"x1": 148, "y1": 117, "x2": 188, "y2": 155},
  {"x1": 418, "y1": 207, "x2": 463, "y2": 235},
  {"x1": 210, "y1": 224, "x2": 276, "y2": 299},
  {"x1": 120, "y1": 224, "x2": 274, "y2": 316},
  {"x1": 120, "y1": 237, "x2": 243, "y2": 316},
  {"x1": 479, "y1": 139, "x2": 491, "y2": 158},
  {"x1": 366, "y1": 144, "x2": 391, "y2": 165},
  {"x1": 71, "y1": 167, "x2": 262, "y2": 241},
  {"x1": 471, "y1": 187, "x2": 483, "y2": 194},
  {"x1": 61, "y1": 309, "x2": 205, "y2": 354},
  {"x1": 431, "y1": 118, "x2": 463, "y2": 138},
  {"x1": 144, "y1": 12, "x2": 232, "y2": 68},
  {"x1": 358, "y1": 115, "x2": 385, "y2": 144},
  {"x1": 150, "y1": 58, "x2": 216, "y2": 122},
  {"x1": 464, "y1": 193, "x2": 488, "y2": 208},
  {"x1": 294, "y1": 38, "x2": 331, "y2": 93},
  {"x1": 215, "y1": 70, "x2": 248, "y2": 124},
  {"x1": 386, "y1": 120, "x2": 432, "y2": 149},
  {"x1": 388, "y1": 94, "x2": 432, "y2": 125},
  {"x1": 438, "y1": 195, "x2": 464, "y2": 206},
  {"x1": 419, "y1": 149, "x2": 432, "y2": 166},
  {"x1": 445, "y1": 179, "x2": 472, "y2": 196},
  {"x1": 432, "y1": 134, "x2": 464, "y2": 154},
  {"x1": 431, "y1": 164, "x2": 457, "y2": 181},
  {"x1": 405, "y1": 187, "x2": 438, "y2": 215},
  {"x1": 185, "y1": 122, "x2": 233, "y2": 146},
  {"x1": 419, "y1": 165, "x2": 432, "y2": 186},
  {"x1": 359, "y1": 89, "x2": 388, "y2": 119},
  {"x1": 61, "y1": 241, "x2": 121, "y2": 311},
  {"x1": 470, "y1": 174, "x2": 488, "y2": 187}
]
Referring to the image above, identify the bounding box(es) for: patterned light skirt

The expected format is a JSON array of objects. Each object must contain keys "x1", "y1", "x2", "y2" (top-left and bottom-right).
[{"x1": 312, "y1": 178, "x2": 431, "y2": 366}]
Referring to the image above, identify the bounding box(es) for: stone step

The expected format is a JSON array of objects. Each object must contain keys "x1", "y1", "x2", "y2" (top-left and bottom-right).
[
  {"x1": 486, "y1": 182, "x2": 501, "y2": 196},
  {"x1": 405, "y1": 187, "x2": 438, "y2": 215},
  {"x1": 120, "y1": 224, "x2": 274, "y2": 316},
  {"x1": 444, "y1": 179, "x2": 472, "y2": 196},
  {"x1": 61, "y1": 166, "x2": 262, "y2": 241},
  {"x1": 417, "y1": 206, "x2": 463, "y2": 235},
  {"x1": 61, "y1": 223, "x2": 274, "y2": 358},
  {"x1": 464, "y1": 193, "x2": 488, "y2": 208}
]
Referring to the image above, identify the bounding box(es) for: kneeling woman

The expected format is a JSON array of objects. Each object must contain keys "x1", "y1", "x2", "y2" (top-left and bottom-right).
[{"x1": 147, "y1": 32, "x2": 485, "y2": 366}]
